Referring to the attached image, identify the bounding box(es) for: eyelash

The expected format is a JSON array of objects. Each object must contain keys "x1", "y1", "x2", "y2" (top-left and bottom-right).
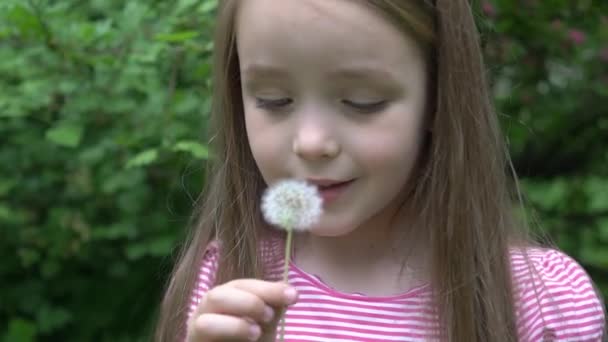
[
  {"x1": 342, "y1": 100, "x2": 387, "y2": 114},
  {"x1": 255, "y1": 98, "x2": 293, "y2": 110},
  {"x1": 254, "y1": 98, "x2": 387, "y2": 114}
]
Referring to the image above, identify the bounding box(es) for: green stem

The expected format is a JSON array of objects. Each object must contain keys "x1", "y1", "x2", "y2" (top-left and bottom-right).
[
  {"x1": 283, "y1": 229, "x2": 293, "y2": 282},
  {"x1": 278, "y1": 228, "x2": 293, "y2": 342}
]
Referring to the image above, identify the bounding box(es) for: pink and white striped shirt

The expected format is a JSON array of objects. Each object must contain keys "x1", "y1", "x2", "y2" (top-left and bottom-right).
[{"x1": 187, "y1": 235, "x2": 606, "y2": 341}]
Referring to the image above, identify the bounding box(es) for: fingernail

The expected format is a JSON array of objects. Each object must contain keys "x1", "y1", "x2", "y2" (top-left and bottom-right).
[
  {"x1": 284, "y1": 287, "x2": 297, "y2": 304},
  {"x1": 249, "y1": 324, "x2": 261, "y2": 341},
  {"x1": 262, "y1": 305, "x2": 274, "y2": 323}
]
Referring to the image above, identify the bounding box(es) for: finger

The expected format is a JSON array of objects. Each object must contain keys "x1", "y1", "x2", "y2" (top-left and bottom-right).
[
  {"x1": 188, "y1": 313, "x2": 261, "y2": 342},
  {"x1": 259, "y1": 307, "x2": 288, "y2": 342},
  {"x1": 227, "y1": 279, "x2": 299, "y2": 307},
  {"x1": 199, "y1": 286, "x2": 276, "y2": 325}
]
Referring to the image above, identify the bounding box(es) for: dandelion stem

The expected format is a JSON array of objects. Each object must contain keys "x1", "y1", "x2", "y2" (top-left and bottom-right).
[
  {"x1": 278, "y1": 228, "x2": 293, "y2": 342},
  {"x1": 283, "y1": 229, "x2": 293, "y2": 282}
]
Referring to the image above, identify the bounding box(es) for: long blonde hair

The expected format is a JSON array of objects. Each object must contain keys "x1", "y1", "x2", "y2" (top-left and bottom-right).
[{"x1": 155, "y1": 1, "x2": 530, "y2": 341}]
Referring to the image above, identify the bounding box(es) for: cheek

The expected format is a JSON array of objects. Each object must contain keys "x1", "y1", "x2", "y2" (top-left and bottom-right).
[
  {"x1": 245, "y1": 110, "x2": 285, "y2": 179},
  {"x1": 364, "y1": 140, "x2": 420, "y2": 179},
  {"x1": 355, "y1": 118, "x2": 425, "y2": 174},
  {"x1": 245, "y1": 109, "x2": 269, "y2": 151}
]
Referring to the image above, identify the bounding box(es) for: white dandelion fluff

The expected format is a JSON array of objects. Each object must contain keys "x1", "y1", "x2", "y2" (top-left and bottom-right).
[{"x1": 261, "y1": 179, "x2": 323, "y2": 231}]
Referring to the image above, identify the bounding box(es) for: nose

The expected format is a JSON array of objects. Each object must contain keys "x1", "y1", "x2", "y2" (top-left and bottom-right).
[{"x1": 292, "y1": 119, "x2": 340, "y2": 160}]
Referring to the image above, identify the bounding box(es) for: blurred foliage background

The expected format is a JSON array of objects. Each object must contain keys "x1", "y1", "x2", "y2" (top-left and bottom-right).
[{"x1": 0, "y1": 0, "x2": 606, "y2": 341}]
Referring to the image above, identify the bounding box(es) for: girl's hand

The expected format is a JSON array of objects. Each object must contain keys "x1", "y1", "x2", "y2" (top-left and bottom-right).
[{"x1": 186, "y1": 279, "x2": 298, "y2": 342}]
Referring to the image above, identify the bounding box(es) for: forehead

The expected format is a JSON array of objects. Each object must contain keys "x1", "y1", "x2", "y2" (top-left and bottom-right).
[{"x1": 235, "y1": 0, "x2": 424, "y2": 73}]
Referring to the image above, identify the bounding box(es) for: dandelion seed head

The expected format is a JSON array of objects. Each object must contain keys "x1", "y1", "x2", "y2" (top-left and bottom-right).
[{"x1": 261, "y1": 179, "x2": 323, "y2": 231}]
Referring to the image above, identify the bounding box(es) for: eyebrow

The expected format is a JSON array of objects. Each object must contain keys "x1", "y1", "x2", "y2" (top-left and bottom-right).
[
  {"x1": 329, "y1": 67, "x2": 401, "y2": 86},
  {"x1": 242, "y1": 64, "x2": 288, "y2": 79},
  {"x1": 241, "y1": 64, "x2": 400, "y2": 84}
]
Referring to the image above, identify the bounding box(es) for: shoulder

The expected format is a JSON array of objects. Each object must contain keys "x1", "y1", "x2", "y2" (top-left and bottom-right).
[{"x1": 509, "y1": 247, "x2": 606, "y2": 341}]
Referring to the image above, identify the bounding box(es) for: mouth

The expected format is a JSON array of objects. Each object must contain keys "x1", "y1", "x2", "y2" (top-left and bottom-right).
[
  {"x1": 307, "y1": 178, "x2": 354, "y2": 189},
  {"x1": 306, "y1": 178, "x2": 355, "y2": 204}
]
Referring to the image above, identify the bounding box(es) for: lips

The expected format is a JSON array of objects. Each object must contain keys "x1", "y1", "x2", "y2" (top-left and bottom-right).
[
  {"x1": 307, "y1": 179, "x2": 352, "y2": 188},
  {"x1": 317, "y1": 181, "x2": 351, "y2": 190},
  {"x1": 306, "y1": 179, "x2": 355, "y2": 204}
]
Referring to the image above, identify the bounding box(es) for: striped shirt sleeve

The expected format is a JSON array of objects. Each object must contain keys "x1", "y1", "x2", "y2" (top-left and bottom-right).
[
  {"x1": 517, "y1": 248, "x2": 606, "y2": 341},
  {"x1": 186, "y1": 242, "x2": 220, "y2": 322}
]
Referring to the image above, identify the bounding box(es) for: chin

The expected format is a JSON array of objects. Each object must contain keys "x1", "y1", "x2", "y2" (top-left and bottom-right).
[{"x1": 305, "y1": 223, "x2": 358, "y2": 238}]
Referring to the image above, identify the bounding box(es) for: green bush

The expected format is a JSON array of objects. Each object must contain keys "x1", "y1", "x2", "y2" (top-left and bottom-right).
[
  {"x1": 1, "y1": 0, "x2": 216, "y2": 340},
  {"x1": 480, "y1": 0, "x2": 608, "y2": 295},
  {"x1": 1, "y1": 1, "x2": 606, "y2": 340}
]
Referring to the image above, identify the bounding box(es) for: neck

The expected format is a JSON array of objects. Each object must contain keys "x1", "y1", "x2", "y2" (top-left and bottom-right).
[{"x1": 292, "y1": 206, "x2": 430, "y2": 295}]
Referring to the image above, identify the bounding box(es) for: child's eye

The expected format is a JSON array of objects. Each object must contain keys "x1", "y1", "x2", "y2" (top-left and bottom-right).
[
  {"x1": 343, "y1": 100, "x2": 388, "y2": 114},
  {"x1": 255, "y1": 98, "x2": 293, "y2": 110}
]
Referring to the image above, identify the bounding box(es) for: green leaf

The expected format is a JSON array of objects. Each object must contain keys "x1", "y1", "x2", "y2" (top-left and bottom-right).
[
  {"x1": 599, "y1": 218, "x2": 608, "y2": 242},
  {"x1": 92, "y1": 223, "x2": 137, "y2": 240},
  {"x1": 108, "y1": 261, "x2": 129, "y2": 277},
  {"x1": 125, "y1": 243, "x2": 147, "y2": 260},
  {"x1": 0, "y1": 204, "x2": 11, "y2": 221},
  {"x1": 0, "y1": 203, "x2": 29, "y2": 225},
  {"x1": 0, "y1": 179, "x2": 17, "y2": 196},
  {"x1": 124, "y1": 236, "x2": 175, "y2": 260},
  {"x1": 2, "y1": 318, "x2": 37, "y2": 342},
  {"x1": 155, "y1": 31, "x2": 199, "y2": 42},
  {"x1": 523, "y1": 179, "x2": 568, "y2": 210},
  {"x1": 172, "y1": 141, "x2": 209, "y2": 159},
  {"x1": 36, "y1": 306, "x2": 72, "y2": 334},
  {"x1": 45, "y1": 124, "x2": 84, "y2": 148},
  {"x1": 585, "y1": 177, "x2": 608, "y2": 211},
  {"x1": 125, "y1": 149, "x2": 158, "y2": 168},
  {"x1": 200, "y1": 0, "x2": 218, "y2": 13},
  {"x1": 18, "y1": 248, "x2": 40, "y2": 268},
  {"x1": 580, "y1": 246, "x2": 608, "y2": 268},
  {"x1": 7, "y1": 4, "x2": 44, "y2": 37},
  {"x1": 41, "y1": 260, "x2": 60, "y2": 278},
  {"x1": 176, "y1": 0, "x2": 199, "y2": 13},
  {"x1": 147, "y1": 236, "x2": 175, "y2": 256}
]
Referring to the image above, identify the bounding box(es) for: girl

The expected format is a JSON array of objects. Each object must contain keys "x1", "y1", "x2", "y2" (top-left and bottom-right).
[{"x1": 156, "y1": 0, "x2": 606, "y2": 341}]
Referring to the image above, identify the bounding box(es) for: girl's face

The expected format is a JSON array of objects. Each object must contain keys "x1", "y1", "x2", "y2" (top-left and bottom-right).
[{"x1": 237, "y1": 0, "x2": 429, "y2": 236}]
